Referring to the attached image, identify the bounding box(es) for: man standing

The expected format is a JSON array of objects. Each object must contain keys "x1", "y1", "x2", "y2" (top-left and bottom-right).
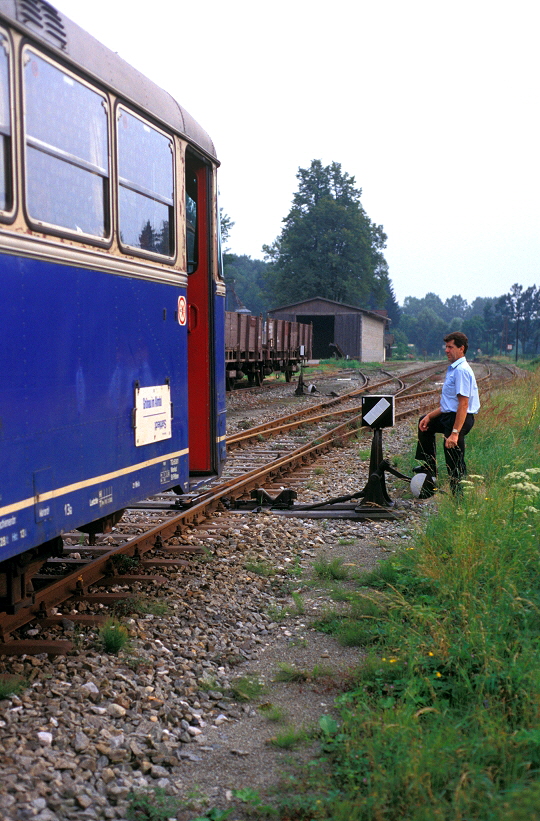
[{"x1": 415, "y1": 331, "x2": 480, "y2": 493}]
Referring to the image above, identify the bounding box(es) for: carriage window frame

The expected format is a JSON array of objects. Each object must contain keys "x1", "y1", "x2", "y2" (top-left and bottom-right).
[
  {"x1": 0, "y1": 27, "x2": 15, "y2": 221},
  {"x1": 21, "y1": 46, "x2": 111, "y2": 244},
  {"x1": 185, "y1": 163, "x2": 198, "y2": 273},
  {"x1": 116, "y1": 104, "x2": 176, "y2": 263}
]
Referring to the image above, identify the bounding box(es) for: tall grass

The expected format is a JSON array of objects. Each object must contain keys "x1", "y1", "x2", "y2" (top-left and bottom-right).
[{"x1": 281, "y1": 369, "x2": 540, "y2": 820}]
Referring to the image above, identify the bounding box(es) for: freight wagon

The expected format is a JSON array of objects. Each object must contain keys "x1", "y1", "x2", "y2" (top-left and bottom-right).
[{"x1": 225, "y1": 312, "x2": 312, "y2": 388}]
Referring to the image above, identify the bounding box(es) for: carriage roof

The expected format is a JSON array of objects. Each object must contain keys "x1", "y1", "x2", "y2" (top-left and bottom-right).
[{"x1": 0, "y1": 0, "x2": 218, "y2": 162}]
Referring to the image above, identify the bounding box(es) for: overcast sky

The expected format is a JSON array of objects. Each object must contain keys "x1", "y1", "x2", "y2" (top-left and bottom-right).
[{"x1": 53, "y1": 0, "x2": 539, "y2": 307}]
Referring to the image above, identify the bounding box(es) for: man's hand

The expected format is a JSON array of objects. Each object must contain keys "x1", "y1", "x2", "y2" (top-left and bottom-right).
[
  {"x1": 419, "y1": 415, "x2": 430, "y2": 432},
  {"x1": 445, "y1": 395, "x2": 468, "y2": 448}
]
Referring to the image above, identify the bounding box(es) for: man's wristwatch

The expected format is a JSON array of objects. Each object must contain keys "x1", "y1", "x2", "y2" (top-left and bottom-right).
[{"x1": 452, "y1": 429, "x2": 459, "y2": 434}]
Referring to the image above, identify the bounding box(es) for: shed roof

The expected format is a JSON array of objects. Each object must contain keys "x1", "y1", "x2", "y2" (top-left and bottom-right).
[{"x1": 268, "y1": 297, "x2": 389, "y2": 324}]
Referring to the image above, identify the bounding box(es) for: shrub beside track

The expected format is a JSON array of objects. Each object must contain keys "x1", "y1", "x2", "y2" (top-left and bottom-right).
[{"x1": 279, "y1": 366, "x2": 540, "y2": 821}]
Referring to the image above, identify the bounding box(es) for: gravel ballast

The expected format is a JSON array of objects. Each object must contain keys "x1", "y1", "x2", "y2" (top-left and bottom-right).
[{"x1": 0, "y1": 390, "x2": 431, "y2": 820}]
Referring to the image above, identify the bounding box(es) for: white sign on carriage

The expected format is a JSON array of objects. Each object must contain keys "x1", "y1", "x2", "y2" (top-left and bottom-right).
[{"x1": 134, "y1": 385, "x2": 172, "y2": 446}]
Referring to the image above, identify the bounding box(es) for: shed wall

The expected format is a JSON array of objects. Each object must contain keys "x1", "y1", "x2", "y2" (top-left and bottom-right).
[
  {"x1": 334, "y1": 314, "x2": 362, "y2": 358},
  {"x1": 361, "y1": 314, "x2": 385, "y2": 362}
]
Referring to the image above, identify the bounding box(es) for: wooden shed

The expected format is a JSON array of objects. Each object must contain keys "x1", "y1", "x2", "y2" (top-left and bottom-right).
[{"x1": 267, "y1": 297, "x2": 389, "y2": 362}]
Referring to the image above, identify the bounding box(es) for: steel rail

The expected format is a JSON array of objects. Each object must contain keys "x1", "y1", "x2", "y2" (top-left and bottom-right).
[
  {"x1": 227, "y1": 364, "x2": 444, "y2": 447},
  {"x1": 0, "y1": 392, "x2": 436, "y2": 641},
  {"x1": 0, "y1": 362, "x2": 502, "y2": 642}
]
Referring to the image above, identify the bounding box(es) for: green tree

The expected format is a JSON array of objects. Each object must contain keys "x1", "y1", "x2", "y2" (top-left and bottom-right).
[
  {"x1": 498, "y1": 283, "x2": 540, "y2": 359},
  {"x1": 461, "y1": 315, "x2": 487, "y2": 354},
  {"x1": 223, "y1": 253, "x2": 272, "y2": 315},
  {"x1": 219, "y1": 208, "x2": 235, "y2": 246},
  {"x1": 402, "y1": 292, "x2": 445, "y2": 319},
  {"x1": 263, "y1": 160, "x2": 393, "y2": 309},
  {"x1": 400, "y1": 306, "x2": 447, "y2": 356},
  {"x1": 443, "y1": 295, "x2": 469, "y2": 323}
]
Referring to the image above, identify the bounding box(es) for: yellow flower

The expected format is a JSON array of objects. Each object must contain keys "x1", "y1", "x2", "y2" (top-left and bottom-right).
[{"x1": 435, "y1": 672, "x2": 442, "y2": 678}]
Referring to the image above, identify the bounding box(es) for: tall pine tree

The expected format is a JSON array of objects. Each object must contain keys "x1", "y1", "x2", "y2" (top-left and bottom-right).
[{"x1": 263, "y1": 160, "x2": 393, "y2": 310}]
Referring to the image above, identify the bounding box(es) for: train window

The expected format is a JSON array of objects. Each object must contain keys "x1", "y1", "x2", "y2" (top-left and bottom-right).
[
  {"x1": 117, "y1": 108, "x2": 174, "y2": 257},
  {"x1": 0, "y1": 31, "x2": 12, "y2": 213},
  {"x1": 186, "y1": 169, "x2": 197, "y2": 273},
  {"x1": 23, "y1": 50, "x2": 109, "y2": 237}
]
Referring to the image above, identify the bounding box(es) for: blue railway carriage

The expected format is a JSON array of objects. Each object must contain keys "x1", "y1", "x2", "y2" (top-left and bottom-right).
[{"x1": 0, "y1": 1, "x2": 226, "y2": 612}]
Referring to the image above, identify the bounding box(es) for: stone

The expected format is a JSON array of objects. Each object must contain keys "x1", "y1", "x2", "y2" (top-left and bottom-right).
[
  {"x1": 37, "y1": 732, "x2": 53, "y2": 746},
  {"x1": 0, "y1": 389, "x2": 421, "y2": 821},
  {"x1": 106, "y1": 703, "x2": 126, "y2": 718},
  {"x1": 150, "y1": 765, "x2": 169, "y2": 778},
  {"x1": 73, "y1": 731, "x2": 90, "y2": 752},
  {"x1": 81, "y1": 681, "x2": 100, "y2": 696}
]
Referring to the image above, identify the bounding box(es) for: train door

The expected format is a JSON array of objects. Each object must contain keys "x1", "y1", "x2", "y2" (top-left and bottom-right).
[{"x1": 186, "y1": 151, "x2": 215, "y2": 474}]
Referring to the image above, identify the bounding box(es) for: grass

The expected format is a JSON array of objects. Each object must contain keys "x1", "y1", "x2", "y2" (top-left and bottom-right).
[
  {"x1": 198, "y1": 674, "x2": 220, "y2": 691},
  {"x1": 0, "y1": 674, "x2": 27, "y2": 699},
  {"x1": 275, "y1": 662, "x2": 336, "y2": 683},
  {"x1": 230, "y1": 674, "x2": 267, "y2": 702},
  {"x1": 274, "y1": 663, "x2": 309, "y2": 683},
  {"x1": 312, "y1": 595, "x2": 389, "y2": 647},
  {"x1": 277, "y1": 368, "x2": 540, "y2": 820},
  {"x1": 259, "y1": 703, "x2": 288, "y2": 722},
  {"x1": 98, "y1": 618, "x2": 131, "y2": 654},
  {"x1": 110, "y1": 553, "x2": 140, "y2": 574},
  {"x1": 313, "y1": 556, "x2": 349, "y2": 581},
  {"x1": 267, "y1": 603, "x2": 288, "y2": 621},
  {"x1": 285, "y1": 556, "x2": 303, "y2": 577},
  {"x1": 245, "y1": 559, "x2": 275, "y2": 577},
  {"x1": 127, "y1": 787, "x2": 236, "y2": 821},
  {"x1": 290, "y1": 591, "x2": 305, "y2": 614},
  {"x1": 113, "y1": 596, "x2": 170, "y2": 617},
  {"x1": 126, "y1": 787, "x2": 181, "y2": 820}
]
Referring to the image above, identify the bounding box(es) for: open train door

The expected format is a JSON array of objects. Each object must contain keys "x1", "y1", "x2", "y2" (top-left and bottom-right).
[{"x1": 186, "y1": 151, "x2": 215, "y2": 476}]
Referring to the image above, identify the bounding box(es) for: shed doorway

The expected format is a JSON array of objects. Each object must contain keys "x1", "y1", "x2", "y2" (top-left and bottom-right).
[{"x1": 301, "y1": 315, "x2": 335, "y2": 360}]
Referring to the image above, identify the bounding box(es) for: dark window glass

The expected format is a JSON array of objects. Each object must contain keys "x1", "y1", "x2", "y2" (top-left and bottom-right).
[
  {"x1": 0, "y1": 31, "x2": 12, "y2": 212},
  {"x1": 186, "y1": 170, "x2": 197, "y2": 273},
  {"x1": 117, "y1": 109, "x2": 174, "y2": 257},
  {"x1": 23, "y1": 50, "x2": 109, "y2": 236}
]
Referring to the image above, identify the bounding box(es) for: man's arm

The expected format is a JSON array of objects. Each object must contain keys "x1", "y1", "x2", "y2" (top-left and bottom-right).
[
  {"x1": 419, "y1": 406, "x2": 442, "y2": 432},
  {"x1": 444, "y1": 394, "x2": 469, "y2": 448}
]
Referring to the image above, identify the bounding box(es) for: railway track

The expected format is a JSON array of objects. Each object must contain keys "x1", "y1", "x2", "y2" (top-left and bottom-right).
[{"x1": 0, "y1": 360, "x2": 508, "y2": 650}]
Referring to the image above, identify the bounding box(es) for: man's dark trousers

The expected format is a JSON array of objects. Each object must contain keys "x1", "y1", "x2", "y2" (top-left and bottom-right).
[{"x1": 416, "y1": 412, "x2": 475, "y2": 491}]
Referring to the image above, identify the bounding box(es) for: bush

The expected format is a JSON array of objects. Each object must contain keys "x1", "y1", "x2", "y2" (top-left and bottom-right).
[{"x1": 285, "y1": 370, "x2": 540, "y2": 819}]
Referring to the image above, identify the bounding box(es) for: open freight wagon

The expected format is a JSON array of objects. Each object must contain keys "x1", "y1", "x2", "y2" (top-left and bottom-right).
[{"x1": 225, "y1": 312, "x2": 312, "y2": 388}]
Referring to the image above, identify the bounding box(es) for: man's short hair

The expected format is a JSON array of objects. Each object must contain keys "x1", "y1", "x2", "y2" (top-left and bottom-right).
[{"x1": 444, "y1": 331, "x2": 468, "y2": 354}]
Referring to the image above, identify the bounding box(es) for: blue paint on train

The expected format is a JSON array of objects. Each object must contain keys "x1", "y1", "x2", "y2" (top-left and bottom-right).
[{"x1": 0, "y1": 251, "x2": 194, "y2": 560}]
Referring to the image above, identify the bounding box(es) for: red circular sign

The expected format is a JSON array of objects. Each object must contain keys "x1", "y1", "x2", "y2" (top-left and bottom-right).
[{"x1": 177, "y1": 296, "x2": 187, "y2": 326}]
